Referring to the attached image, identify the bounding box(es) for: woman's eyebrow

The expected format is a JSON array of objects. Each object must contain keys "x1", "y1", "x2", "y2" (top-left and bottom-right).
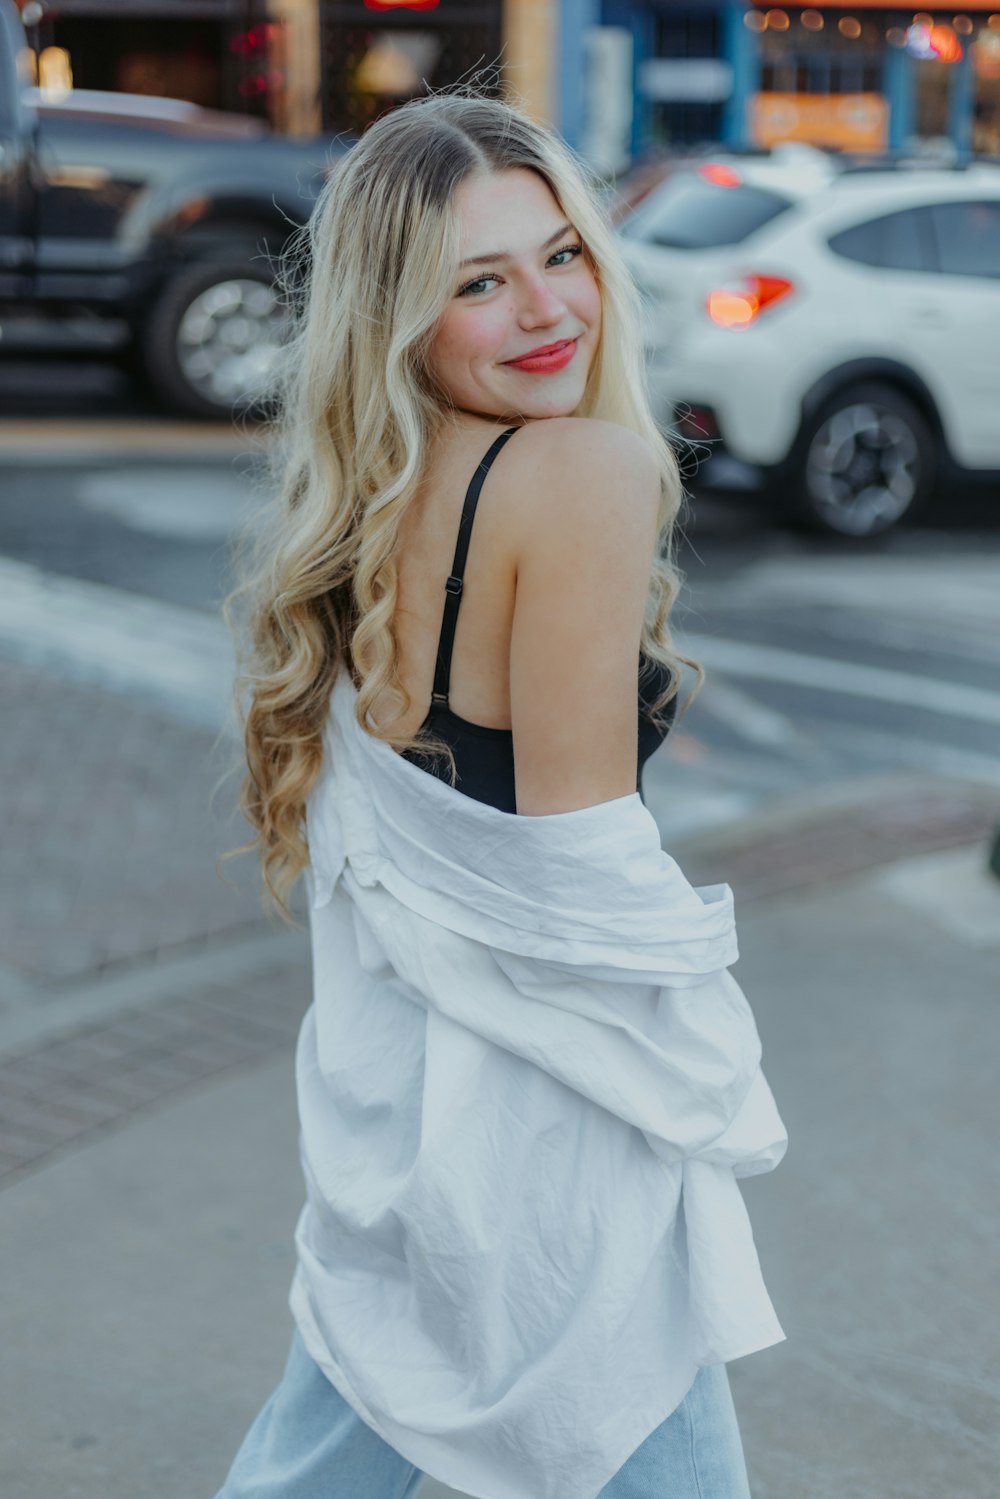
[{"x1": 459, "y1": 223, "x2": 574, "y2": 269}]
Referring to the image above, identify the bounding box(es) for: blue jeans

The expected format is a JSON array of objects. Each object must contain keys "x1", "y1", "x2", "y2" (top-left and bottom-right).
[{"x1": 215, "y1": 1326, "x2": 753, "y2": 1499}]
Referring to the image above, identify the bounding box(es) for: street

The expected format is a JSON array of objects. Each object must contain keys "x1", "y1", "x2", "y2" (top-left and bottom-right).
[
  {"x1": 0, "y1": 386, "x2": 997, "y2": 841},
  {"x1": 4, "y1": 0, "x2": 1000, "y2": 1467},
  {"x1": 1, "y1": 401, "x2": 999, "y2": 1499}
]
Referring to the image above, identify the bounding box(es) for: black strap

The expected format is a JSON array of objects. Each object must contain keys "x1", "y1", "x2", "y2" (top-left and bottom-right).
[{"x1": 432, "y1": 425, "x2": 520, "y2": 705}]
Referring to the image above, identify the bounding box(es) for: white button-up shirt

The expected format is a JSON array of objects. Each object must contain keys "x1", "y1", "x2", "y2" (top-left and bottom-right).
[{"x1": 289, "y1": 667, "x2": 788, "y2": 1499}]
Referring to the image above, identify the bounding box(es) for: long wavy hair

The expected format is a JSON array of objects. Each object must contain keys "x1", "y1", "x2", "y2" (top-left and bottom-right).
[{"x1": 229, "y1": 89, "x2": 701, "y2": 918}]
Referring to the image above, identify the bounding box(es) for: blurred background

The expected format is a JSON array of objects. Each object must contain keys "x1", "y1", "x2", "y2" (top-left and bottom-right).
[{"x1": 1, "y1": 0, "x2": 998, "y2": 1496}]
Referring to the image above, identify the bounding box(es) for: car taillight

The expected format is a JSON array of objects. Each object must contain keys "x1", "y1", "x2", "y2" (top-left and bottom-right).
[
  {"x1": 699, "y1": 163, "x2": 742, "y2": 188},
  {"x1": 707, "y1": 275, "x2": 795, "y2": 328}
]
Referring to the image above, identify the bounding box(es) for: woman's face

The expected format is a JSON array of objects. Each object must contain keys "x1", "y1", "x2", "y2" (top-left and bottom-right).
[{"x1": 424, "y1": 167, "x2": 602, "y2": 423}]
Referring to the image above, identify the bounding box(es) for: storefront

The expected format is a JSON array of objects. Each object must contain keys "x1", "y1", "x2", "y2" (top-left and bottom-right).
[
  {"x1": 742, "y1": 3, "x2": 1000, "y2": 155},
  {"x1": 18, "y1": 0, "x2": 509, "y2": 137},
  {"x1": 597, "y1": 0, "x2": 1000, "y2": 158},
  {"x1": 21, "y1": 0, "x2": 280, "y2": 116},
  {"x1": 318, "y1": 0, "x2": 505, "y2": 136}
]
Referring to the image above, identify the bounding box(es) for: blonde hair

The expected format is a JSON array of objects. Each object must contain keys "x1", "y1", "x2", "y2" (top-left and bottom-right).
[{"x1": 230, "y1": 89, "x2": 700, "y2": 918}]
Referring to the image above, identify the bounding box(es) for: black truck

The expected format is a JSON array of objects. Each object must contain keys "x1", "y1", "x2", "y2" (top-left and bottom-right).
[{"x1": 0, "y1": 0, "x2": 340, "y2": 416}]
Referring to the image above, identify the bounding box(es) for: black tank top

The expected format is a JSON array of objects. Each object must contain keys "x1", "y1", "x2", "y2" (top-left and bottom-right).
[{"x1": 400, "y1": 425, "x2": 677, "y2": 813}]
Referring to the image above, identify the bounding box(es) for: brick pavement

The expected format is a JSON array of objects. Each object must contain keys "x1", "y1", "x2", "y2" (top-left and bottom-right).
[
  {"x1": 0, "y1": 956, "x2": 309, "y2": 1185},
  {"x1": 673, "y1": 777, "x2": 1000, "y2": 905},
  {"x1": 0, "y1": 648, "x2": 310, "y2": 1187},
  {"x1": 0, "y1": 652, "x2": 262, "y2": 985}
]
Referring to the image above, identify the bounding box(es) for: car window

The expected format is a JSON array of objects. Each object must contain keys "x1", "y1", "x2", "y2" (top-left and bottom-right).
[
  {"x1": 827, "y1": 208, "x2": 930, "y2": 272},
  {"x1": 926, "y1": 201, "x2": 1000, "y2": 279},
  {"x1": 620, "y1": 177, "x2": 792, "y2": 249}
]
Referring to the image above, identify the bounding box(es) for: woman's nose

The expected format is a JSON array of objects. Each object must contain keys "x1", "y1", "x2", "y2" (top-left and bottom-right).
[{"x1": 516, "y1": 275, "x2": 566, "y2": 329}]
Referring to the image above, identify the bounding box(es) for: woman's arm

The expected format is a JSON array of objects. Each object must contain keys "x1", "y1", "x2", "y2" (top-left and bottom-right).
[{"x1": 508, "y1": 418, "x2": 662, "y2": 817}]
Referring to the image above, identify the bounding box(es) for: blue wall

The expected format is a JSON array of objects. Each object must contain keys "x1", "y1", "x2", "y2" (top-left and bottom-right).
[
  {"x1": 593, "y1": 0, "x2": 754, "y2": 153},
  {"x1": 601, "y1": 0, "x2": 656, "y2": 155},
  {"x1": 885, "y1": 41, "x2": 914, "y2": 150},
  {"x1": 557, "y1": 0, "x2": 601, "y2": 147},
  {"x1": 721, "y1": 1, "x2": 758, "y2": 145}
]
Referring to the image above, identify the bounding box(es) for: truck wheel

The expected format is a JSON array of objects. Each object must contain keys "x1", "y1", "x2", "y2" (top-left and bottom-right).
[
  {"x1": 784, "y1": 382, "x2": 936, "y2": 538},
  {"x1": 142, "y1": 259, "x2": 288, "y2": 419}
]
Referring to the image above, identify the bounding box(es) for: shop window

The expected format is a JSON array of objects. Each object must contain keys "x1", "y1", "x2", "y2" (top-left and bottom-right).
[
  {"x1": 655, "y1": 8, "x2": 720, "y2": 60},
  {"x1": 320, "y1": 5, "x2": 502, "y2": 135},
  {"x1": 759, "y1": 15, "x2": 883, "y2": 96},
  {"x1": 648, "y1": 8, "x2": 723, "y2": 147},
  {"x1": 49, "y1": 16, "x2": 256, "y2": 115},
  {"x1": 913, "y1": 55, "x2": 952, "y2": 141},
  {"x1": 972, "y1": 23, "x2": 1000, "y2": 155},
  {"x1": 751, "y1": 12, "x2": 887, "y2": 151}
]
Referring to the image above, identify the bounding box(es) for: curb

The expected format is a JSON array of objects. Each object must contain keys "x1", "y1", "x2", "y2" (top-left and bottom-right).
[
  {"x1": 0, "y1": 420, "x2": 267, "y2": 464},
  {"x1": 0, "y1": 927, "x2": 310, "y2": 1190},
  {"x1": 672, "y1": 772, "x2": 1000, "y2": 904}
]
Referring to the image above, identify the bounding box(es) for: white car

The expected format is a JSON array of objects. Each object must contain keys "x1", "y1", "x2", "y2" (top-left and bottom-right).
[{"x1": 618, "y1": 148, "x2": 1000, "y2": 537}]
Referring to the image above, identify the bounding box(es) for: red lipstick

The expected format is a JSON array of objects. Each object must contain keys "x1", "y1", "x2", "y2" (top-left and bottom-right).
[{"x1": 503, "y1": 338, "x2": 577, "y2": 374}]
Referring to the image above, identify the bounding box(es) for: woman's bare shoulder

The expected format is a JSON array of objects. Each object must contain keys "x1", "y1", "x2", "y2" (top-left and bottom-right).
[
  {"x1": 505, "y1": 415, "x2": 659, "y2": 479},
  {"x1": 501, "y1": 419, "x2": 662, "y2": 814},
  {"x1": 499, "y1": 416, "x2": 661, "y2": 551}
]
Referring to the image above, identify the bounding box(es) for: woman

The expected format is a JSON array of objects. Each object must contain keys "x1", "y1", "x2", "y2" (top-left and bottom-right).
[{"x1": 218, "y1": 90, "x2": 788, "y2": 1499}]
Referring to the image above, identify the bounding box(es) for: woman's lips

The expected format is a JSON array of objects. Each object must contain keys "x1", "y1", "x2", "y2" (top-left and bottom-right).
[{"x1": 503, "y1": 338, "x2": 577, "y2": 374}]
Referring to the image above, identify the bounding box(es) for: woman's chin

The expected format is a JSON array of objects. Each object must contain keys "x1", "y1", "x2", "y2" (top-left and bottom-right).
[{"x1": 502, "y1": 376, "x2": 589, "y2": 422}]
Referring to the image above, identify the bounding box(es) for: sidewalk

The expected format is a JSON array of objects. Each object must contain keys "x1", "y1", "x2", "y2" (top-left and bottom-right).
[
  {"x1": 2, "y1": 651, "x2": 998, "y2": 1498},
  {"x1": 0, "y1": 418, "x2": 257, "y2": 465}
]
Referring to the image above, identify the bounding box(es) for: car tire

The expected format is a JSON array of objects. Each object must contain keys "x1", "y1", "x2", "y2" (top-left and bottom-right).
[
  {"x1": 783, "y1": 382, "x2": 936, "y2": 539},
  {"x1": 142, "y1": 258, "x2": 288, "y2": 420}
]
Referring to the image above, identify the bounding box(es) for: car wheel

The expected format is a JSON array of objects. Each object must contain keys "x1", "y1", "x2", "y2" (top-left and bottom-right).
[
  {"x1": 142, "y1": 259, "x2": 289, "y2": 419},
  {"x1": 786, "y1": 383, "x2": 936, "y2": 538}
]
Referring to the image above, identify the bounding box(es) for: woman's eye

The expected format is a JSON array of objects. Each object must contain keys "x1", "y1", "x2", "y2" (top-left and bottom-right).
[
  {"x1": 457, "y1": 242, "x2": 584, "y2": 297},
  {"x1": 549, "y1": 242, "x2": 583, "y2": 267},
  {"x1": 458, "y1": 274, "x2": 499, "y2": 297}
]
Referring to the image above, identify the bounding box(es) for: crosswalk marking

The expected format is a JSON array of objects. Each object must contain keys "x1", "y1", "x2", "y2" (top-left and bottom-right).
[
  {"x1": 683, "y1": 632, "x2": 1000, "y2": 727},
  {"x1": 1, "y1": 557, "x2": 998, "y2": 737},
  {"x1": 0, "y1": 557, "x2": 233, "y2": 730},
  {"x1": 701, "y1": 554, "x2": 1000, "y2": 632}
]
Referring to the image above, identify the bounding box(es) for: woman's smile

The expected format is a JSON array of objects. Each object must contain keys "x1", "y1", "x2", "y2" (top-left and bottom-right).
[{"x1": 501, "y1": 338, "x2": 578, "y2": 374}]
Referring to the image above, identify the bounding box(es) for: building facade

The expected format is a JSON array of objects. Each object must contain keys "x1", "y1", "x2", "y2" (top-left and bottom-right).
[
  {"x1": 22, "y1": 0, "x2": 279, "y2": 117},
  {"x1": 568, "y1": 0, "x2": 1000, "y2": 160},
  {"x1": 19, "y1": 0, "x2": 997, "y2": 160},
  {"x1": 19, "y1": 0, "x2": 534, "y2": 138},
  {"x1": 317, "y1": 0, "x2": 503, "y2": 134}
]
